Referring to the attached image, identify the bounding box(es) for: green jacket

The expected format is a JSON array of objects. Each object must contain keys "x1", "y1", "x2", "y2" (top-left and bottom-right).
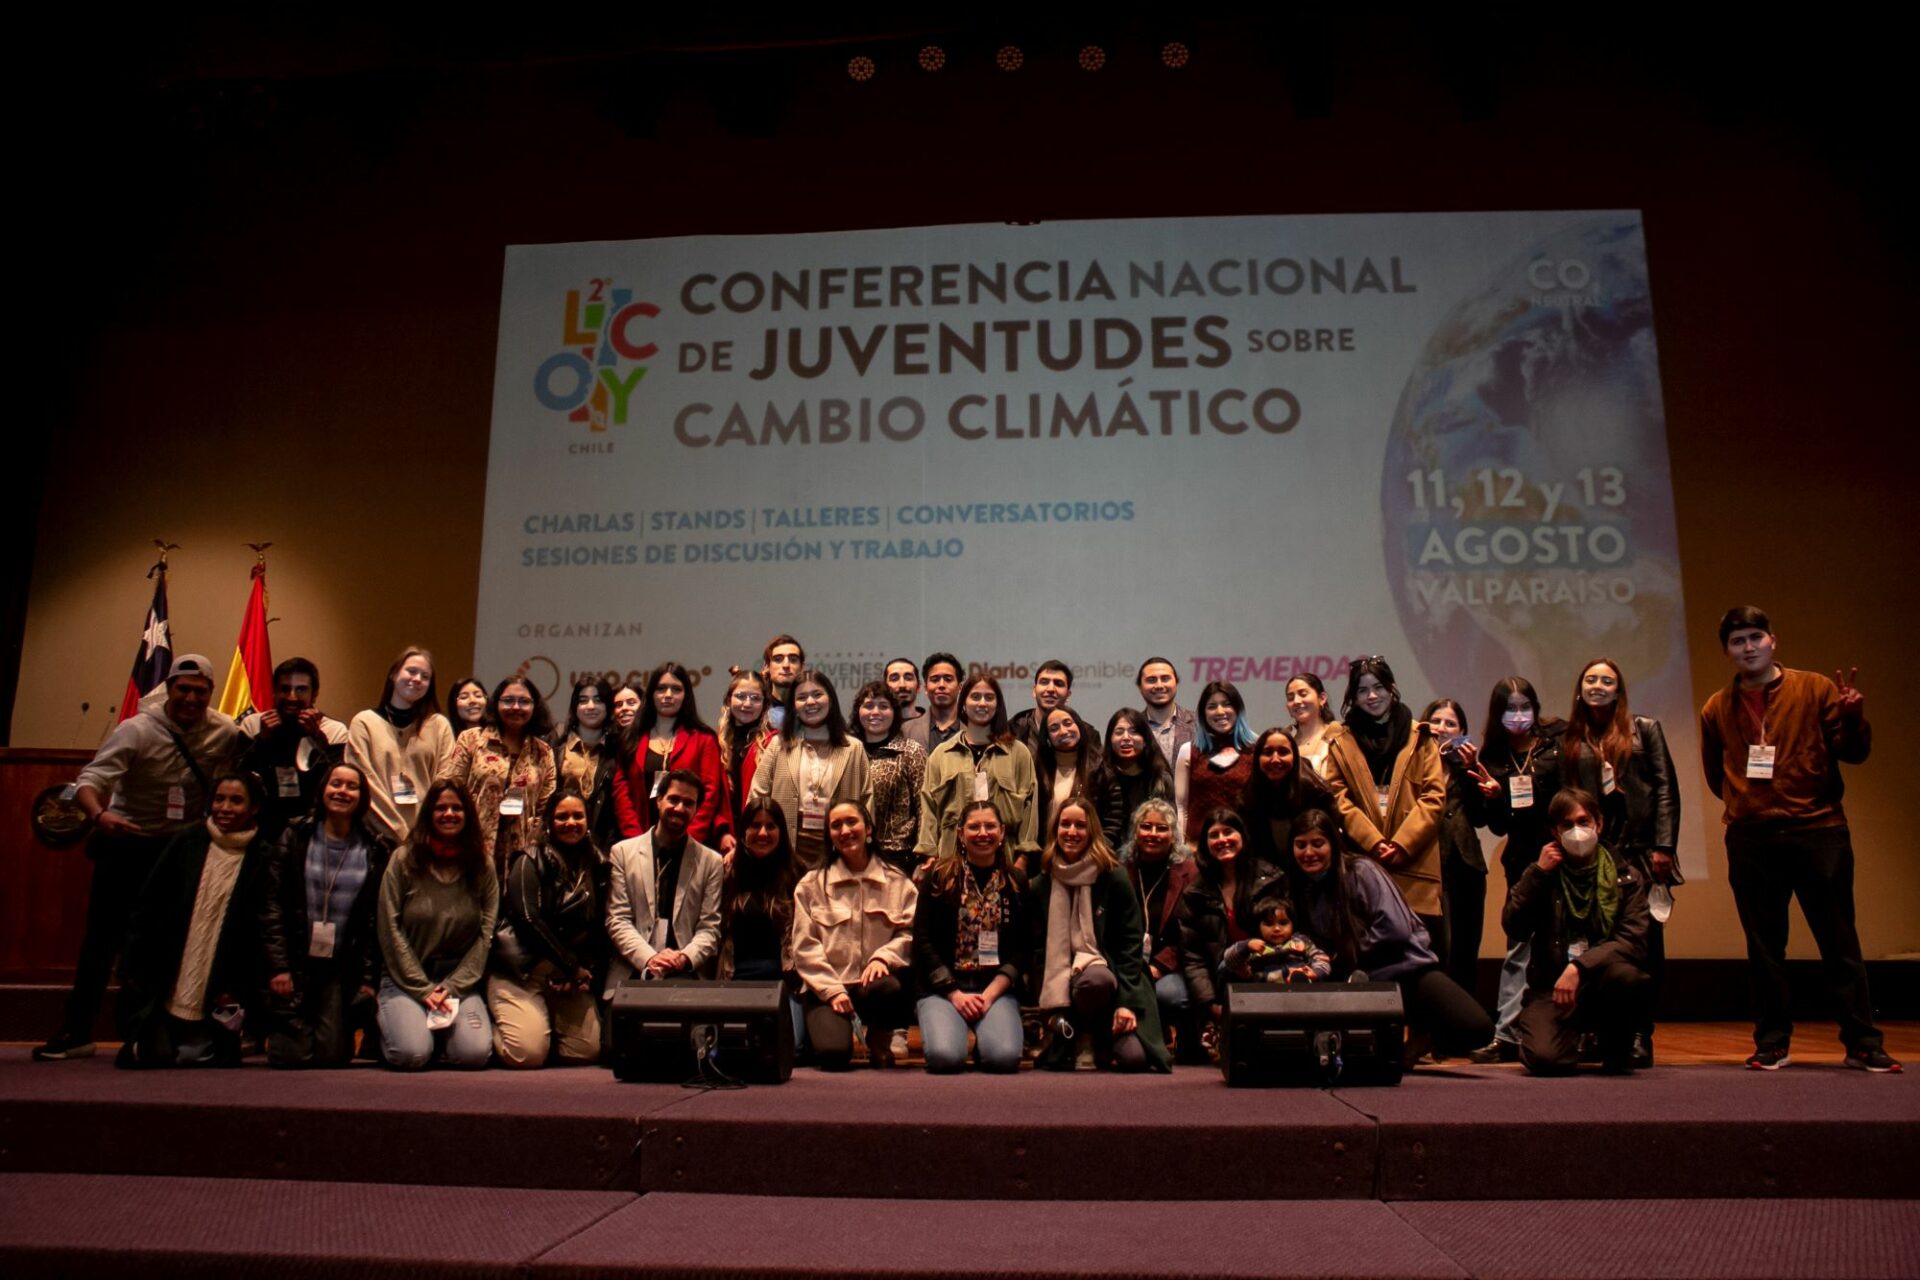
[
  {"x1": 916, "y1": 735, "x2": 1039, "y2": 862},
  {"x1": 1027, "y1": 864, "x2": 1172, "y2": 1072}
]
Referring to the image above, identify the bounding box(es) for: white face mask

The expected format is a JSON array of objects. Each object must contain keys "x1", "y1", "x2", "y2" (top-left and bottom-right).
[
  {"x1": 1560, "y1": 824, "x2": 1599, "y2": 858},
  {"x1": 1501, "y1": 709, "x2": 1535, "y2": 734}
]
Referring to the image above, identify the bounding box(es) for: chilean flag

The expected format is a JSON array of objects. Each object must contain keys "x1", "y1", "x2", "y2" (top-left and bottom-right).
[
  {"x1": 118, "y1": 567, "x2": 173, "y2": 722},
  {"x1": 216, "y1": 561, "x2": 274, "y2": 718}
]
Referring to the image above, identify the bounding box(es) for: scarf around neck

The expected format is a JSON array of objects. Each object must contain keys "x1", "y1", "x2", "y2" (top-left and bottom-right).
[
  {"x1": 205, "y1": 818, "x2": 257, "y2": 852},
  {"x1": 1559, "y1": 845, "x2": 1620, "y2": 941},
  {"x1": 1040, "y1": 854, "x2": 1106, "y2": 1008},
  {"x1": 1350, "y1": 703, "x2": 1413, "y2": 786}
]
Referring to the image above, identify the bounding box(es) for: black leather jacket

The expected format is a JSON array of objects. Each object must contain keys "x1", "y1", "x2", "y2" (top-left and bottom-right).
[
  {"x1": 1560, "y1": 715, "x2": 1680, "y2": 864},
  {"x1": 494, "y1": 838, "x2": 609, "y2": 982}
]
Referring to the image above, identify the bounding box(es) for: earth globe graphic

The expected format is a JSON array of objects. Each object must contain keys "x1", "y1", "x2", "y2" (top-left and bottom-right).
[{"x1": 1380, "y1": 215, "x2": 1692, "y2": 730}]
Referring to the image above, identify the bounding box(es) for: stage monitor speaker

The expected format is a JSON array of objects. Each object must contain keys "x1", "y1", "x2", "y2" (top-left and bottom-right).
[
  {"x1": 609, "y1": 978, "x2": 793, "y2": 1084},
  {"x1": 1220, "y1": 981, "x2": 1405, "y2": 1087}
]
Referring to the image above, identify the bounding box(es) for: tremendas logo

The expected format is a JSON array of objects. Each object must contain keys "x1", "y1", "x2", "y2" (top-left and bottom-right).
[{"x1": 532, "y1": 280, "x2": 660, "y2": 431}]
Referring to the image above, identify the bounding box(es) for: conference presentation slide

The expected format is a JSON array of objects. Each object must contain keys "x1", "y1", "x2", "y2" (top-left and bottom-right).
[{"x1": 478, "y1": 211, "x2": 1695, "y2": 868}]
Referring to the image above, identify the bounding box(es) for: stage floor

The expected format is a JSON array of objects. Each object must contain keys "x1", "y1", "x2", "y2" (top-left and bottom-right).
[{"x1": 3, "y1": 1027, "x2": 1916, "y2": 1202}]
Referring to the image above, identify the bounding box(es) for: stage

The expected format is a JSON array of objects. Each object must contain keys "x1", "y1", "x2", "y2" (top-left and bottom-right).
[{"x1": 2, "y1": 1035, "x2": 1917, "y2": 1277}]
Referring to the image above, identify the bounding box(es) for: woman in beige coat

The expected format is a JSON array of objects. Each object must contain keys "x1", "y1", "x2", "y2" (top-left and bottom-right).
[
  {"x1": 1318, "y1": 657, "x2": 1447, "y2": 942},
  {"x1": 749, "y1": 669, "x2": 872, "y2": 870},
  {"x1": 789, "y1": 800, "x2": 916, "y2": 1069}
]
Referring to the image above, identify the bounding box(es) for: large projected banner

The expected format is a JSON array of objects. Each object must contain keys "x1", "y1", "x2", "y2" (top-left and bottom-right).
[{"x1": 480, "y1": 211, "x2": 1694, "y2": 862}]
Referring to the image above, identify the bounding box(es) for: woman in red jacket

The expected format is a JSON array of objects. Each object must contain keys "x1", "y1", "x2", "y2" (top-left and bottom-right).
[{"x1": 611, "y1": 662, "x2": 730, "y2": 848}]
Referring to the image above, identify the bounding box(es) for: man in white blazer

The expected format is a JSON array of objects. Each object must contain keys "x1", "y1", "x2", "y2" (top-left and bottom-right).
[{"x1": 605, "y1": 770, "x2": 725, "y2": 995}]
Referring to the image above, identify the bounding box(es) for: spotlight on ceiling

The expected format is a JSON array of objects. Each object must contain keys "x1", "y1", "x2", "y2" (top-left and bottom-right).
[
  {"x1": 1078, "y1": 45, "x2": 1107, "y2": 72},
  {"x1": 995, "y1": 45, "x2": 1024, "y2": 72},
  {"x1": 847, "y1": 56, "x2": 876, "y2": 82},
  {"x1": 918, "y1": 45, "x2": 946, "y2": 72},
  {"x1": 1162, "y1": 41, "x2": 1190, "y2": 69}
]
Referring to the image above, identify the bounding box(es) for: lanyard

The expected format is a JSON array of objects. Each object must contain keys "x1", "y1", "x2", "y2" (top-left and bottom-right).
[
  {"x1": 1739, "y1": 684, "x2": 1771, "y2": 747},
  {"x1": 314, "y1": 830, "x2": 357, "y2": 925}
]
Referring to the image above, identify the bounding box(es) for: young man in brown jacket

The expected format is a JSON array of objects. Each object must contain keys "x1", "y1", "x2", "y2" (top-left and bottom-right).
[{"x1": 1699, "y1": 605, "x2": 1897, "y2": 1072}]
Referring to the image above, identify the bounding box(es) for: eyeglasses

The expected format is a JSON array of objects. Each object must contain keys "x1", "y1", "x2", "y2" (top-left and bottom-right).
[{"x1": 498, "y1": 697, "x2": 534, "y2": 708}]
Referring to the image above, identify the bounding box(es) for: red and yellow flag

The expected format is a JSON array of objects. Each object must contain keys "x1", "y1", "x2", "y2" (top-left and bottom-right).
[{"x1": 217, "y1": 561, "x2": 274, "y2": 718}]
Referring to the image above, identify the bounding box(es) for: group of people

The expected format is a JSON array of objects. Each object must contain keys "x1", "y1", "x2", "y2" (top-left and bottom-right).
[{"x1": 33, "y1": 604, "x2": 1898, "y2": 1078}]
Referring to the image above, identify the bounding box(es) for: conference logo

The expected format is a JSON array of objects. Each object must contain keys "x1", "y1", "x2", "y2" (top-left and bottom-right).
[
  {"x1": 531, "y1": 280, "x2": 661, "y2": 431},
  {"x1": 1527, "y1": 258, "x2": 1602, "y2": 308}
]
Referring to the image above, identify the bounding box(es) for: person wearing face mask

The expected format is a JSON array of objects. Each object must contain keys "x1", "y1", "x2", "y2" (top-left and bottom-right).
[
  {"x1": 346, "y1": 646, "x2": 456, "y2": 851},
  {"x1": 1036, "y1": 705, "x2": 1107, "y2": 844},
  {"x1": 488, "y1": 787, "x2": 609, "y2": 1068},
  {"x1": 446, "y1": 678, "x2": 491, "y2": 738},
  {"x1": 1466, "y1": 675, "x2": 1566, "y2": 1063},
  {"x1": 1239, "y1": 727, "x2": 1341, "y2": 872},
  {"x1": 1095, "y1": 708, "x2": 1174, "y2": 851},
  {"x1": 552, "y1": 676, "x2": 622, "y2": 850},
  {"x1": 260, "y1": 762, "x2": 395, "y2": 1068},
  {"x1": 1561, "y1": 659, "x2": 1680, "y2": 1068},
  {"x1": 1136, "y1": 656, "x2": 1196, "y2": 771},
  {"x1": 749, "y1": 668, "x2": 872, "y2": 869},
  {"x1": 1173, "y1": 680, "x2": 1259, "y2": 846},
  {"x1": 1177, "y1": 808, "x2": 1288, "y2": 1040},
  {"x1": 439, "y1": 676, "x2": 558, "y2": 875},
  {"x1": 1503, "y1": 788, "x2": 1651, "y2": 1075},
  {"x1": 1700, "y1": 606, "x2": 1893, "y2": 1073},
  {"x1": 375, "y1": 781, "x2": 499, "y2": 1070},
  {"x1": 904, "y1": 652, "x2": 966, "y2": 754},
  {"x1": 917, "y1": 674, "x2": 1039, "y2": 871},
  {"x1": 605, "y1": 771, "x2": 726, "y2": 1005},
  {"x1": 37, "y1": 654, "x2": 240, "y2": 1062},
  {"x1": 791, "y1": 801, "x2": 917, "y2": 1069},
  {"x1": 1283, "y1": 674, "x2": 1340, "y2": 779},
  {"x1": 1121, "y1": 798, "x2": 1202, "y2": 1065},
  {"x1": 1420, "y1": 699, "x2": 1499, "y2": 1000},
  {"x1": 114, "y1": 771, "x2": 274, "y2": 1067},
  {"x1": 851, "y1": 680, "x2": 927, "y2": 874},
  {"x1": 718, "y1": 799, "x2": 808, "y2": 1053},
  {"x1": 914, "y1": 801, "x2": 1027, "y2": 1073},
  {"x1": 1285, "y1": 808, "x2": 1493, "y2": 1064},
  {"x1": 717, "y1": 671, "x2": 775, "y2": 838},
  {"x1": 236, "y1": 657, "x2": 350, "y2": 845},
  {"x1": 1031, "y1": 799, "x2": 1170, "y2": 1073},
  {"x1": 612, "y1": 662, "x2": 731, "y2": 851},
  {"x1": 1320, "y1": 657, "x2": 1447, "y2": 945},
  {"x1": 760, "y1": 634, "x2": 806, "y2": 735}
]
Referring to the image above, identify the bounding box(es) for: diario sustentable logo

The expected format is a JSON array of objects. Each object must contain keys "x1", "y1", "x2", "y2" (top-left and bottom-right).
[{"x1": 532, "y1": 280, "x2": 660, "y2": 431}]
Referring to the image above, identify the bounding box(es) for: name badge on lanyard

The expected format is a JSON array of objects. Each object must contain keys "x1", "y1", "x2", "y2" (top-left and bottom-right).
[
  {"x1": 1509, "y1": 774, "x2": 1534, "y2": 809},
  {"x1": 1601, "y1": 761, "x2": 1617, "y2": 796},
  {"x1": 800, "y1": 793, "x2": 827, "y2": 830},
  {"x1": 499, "y1": 787, "x2": 527, "y2": 818},
  {"x1": 276, "y1": 766, "x2": 301, "y2": 799},
  {"x1": 308, "y1": 919, "x2": 337, "y2": 959},
  {"x1": 392, "y1": 773, "x2": 418, "y2": 806},
  {"x1": 166, "y1": 784, "x2": 187, "y2": 823},
  {"x1": 977, "y1": 928, "x2": 1000, "y2": 967},
  {"x1": 1747, "y1": 745, "x2": 1776, "y2": 780}
]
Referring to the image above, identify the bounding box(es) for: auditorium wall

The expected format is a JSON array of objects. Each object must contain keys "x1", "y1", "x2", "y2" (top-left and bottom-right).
[{"x1": 14, "y1": 30, "x2": 1917, "y2": 961}]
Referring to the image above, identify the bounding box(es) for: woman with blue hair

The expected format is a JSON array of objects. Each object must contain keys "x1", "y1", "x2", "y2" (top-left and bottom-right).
[{"x1": 1172, "y1": 680, "x2": 1257, "y2": 846}]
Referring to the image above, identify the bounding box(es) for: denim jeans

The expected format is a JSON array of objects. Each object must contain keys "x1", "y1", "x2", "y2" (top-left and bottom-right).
[
  {"x1": 377, "y1": 979, "x2": 491, "y2": 1070},
  {"x1": 917, "y1": 991, "x2": 1023, "y2": 1073},
  {"x1": 1493, "y1": 938, "x2": 1531, "y2": 1043}
]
